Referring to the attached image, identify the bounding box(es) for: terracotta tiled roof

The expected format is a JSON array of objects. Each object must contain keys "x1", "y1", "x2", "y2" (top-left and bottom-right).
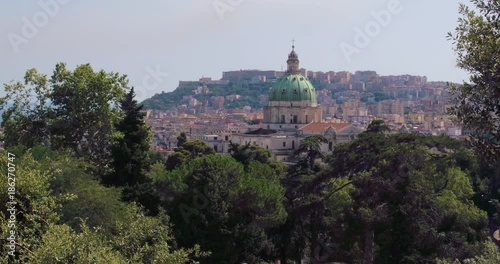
[{"x1": 298, "y1": 122, "x2": 350, "y2": 133}]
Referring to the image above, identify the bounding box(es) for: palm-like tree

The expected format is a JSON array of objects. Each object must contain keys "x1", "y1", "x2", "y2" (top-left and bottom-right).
[{"x1": 294, "y1": 135, "x2": 328, "y2": 170}]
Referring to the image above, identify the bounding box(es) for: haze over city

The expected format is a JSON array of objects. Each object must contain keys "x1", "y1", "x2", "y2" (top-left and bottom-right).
[{"x1": 2, "y1": 0, "x2": 468, "y2": 101}]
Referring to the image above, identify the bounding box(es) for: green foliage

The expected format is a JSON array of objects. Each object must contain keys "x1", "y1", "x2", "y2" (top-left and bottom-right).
[
  {"x1": 1, "y1": 69, "x2": 50, "y2": 148},
  {"x1": 437, "y1": 241, "x2": 500, "y2": 264},
  {"x1": 29, "y1": 223, "x2": 126, "y2": 264},
  {"x1": 0, "y1": 63, "x2": 128, "y2": 166},
  {"x1": 140, "y1": 82, "x2": 199, "y2": 110},
  {"x1": 324, "y1": 133, "x2": 489, "y2": 263},
  {"x1": 155, "y1": 154, "x2": 286, "y2": 263},
  {"x1": 448, "y1": 0, "x2": 500, "y2": 160},
  {"x1": 293, "y1": 134, "x2": 328, "y2": 170},
  {"x1": 229, "y1": 142, "x2": 285, "y2": 175},
  {"x1": 165, "y1": 140, "x2": 215, "y2": 170},
  {"x1": 363, "y1": 119, "x2": 390, "y2": 134},
  {"x1": 50, "y1": 63, "x2": 128, "y2": 164},
  {"x1": 141, "y1": 82, "x2": 272, "y2": 110},
  {"x1": 48, "y1": 154, "x2": 128, "y2": 234},
  {"x1": 0, "y1": 149, "x2": 202, "y2": 263},
  {"x1": 177, "y1": 132, "x2": 187, "y2": 148},
  {"x1": 107, "y1": 87, "x2": 152, "y2": 187}
]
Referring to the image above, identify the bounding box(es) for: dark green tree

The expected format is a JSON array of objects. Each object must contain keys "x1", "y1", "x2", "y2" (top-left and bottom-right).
[
  {"x1": 177, "y1": 132, "x2": 187, "y2": 148},
  {"x1": 156, "y1": 154, "x2": 286, "y2": 263},
  {"x1": 363, "y1": 119, "x2": 390, "y2": 135},
  {"x1": 293, "y1": 135, "x2": 328, "y2": 170},
  {"x1": 165, "y1": 140, "x2": 215, "y2": 170},
  {"x1": 228, "y1": 142, "x2": 285, "y2": 175},
  {"x1": 324, "y1": 133, "x2": 489, "y2": 263},
  {"x1": 107, "y1": 87, "x2": 151, "y2": 187},
  {"x1": 105, "y1": 88, "x2": 160, "y2": 214},
  {"x1": 277, "y1": 133, "x2": 490, "y2": 264}
]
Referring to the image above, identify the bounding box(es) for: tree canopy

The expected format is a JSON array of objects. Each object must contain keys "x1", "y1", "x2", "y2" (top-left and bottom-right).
[
  {"x1": 153, "y1": 154, "x2": 286, "y2": 263},
  {"x1": 1, "y1": 63, "x2": 128, "y2": 166},
  {"x1": 448, "y1": 0, "x2": 500, "y2": 161},
  {"x1": 0, "y1": 148, "x2": 204, "y2": 263}
]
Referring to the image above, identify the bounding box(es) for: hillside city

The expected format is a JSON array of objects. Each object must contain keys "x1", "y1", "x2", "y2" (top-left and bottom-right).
[{"x1": 143, "y1": 61, "x2": 461, "y2": 155}]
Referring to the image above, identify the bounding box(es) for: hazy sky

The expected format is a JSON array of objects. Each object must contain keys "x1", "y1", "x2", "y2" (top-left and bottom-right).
[{"x1": 1, "y1": 0, "x2": 471, "y2": 101}]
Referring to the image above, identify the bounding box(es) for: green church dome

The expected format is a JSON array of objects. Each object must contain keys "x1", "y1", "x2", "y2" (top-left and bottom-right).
[
  {"x1": 268, "y1": 44, "x2": 317, "y2": 102},
  {"x1": 269, "y1": 74, "x2": 317, "y2": 102}
]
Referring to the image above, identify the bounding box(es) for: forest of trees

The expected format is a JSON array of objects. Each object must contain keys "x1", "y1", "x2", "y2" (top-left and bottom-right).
[{"x1": 1, "y1": 0, "x2": 499, "y2": 263}]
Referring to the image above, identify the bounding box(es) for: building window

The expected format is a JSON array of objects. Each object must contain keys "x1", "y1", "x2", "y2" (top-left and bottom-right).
[
  {"x1": 283, "y1": 142, "x2": 286, "y2": 147},
  {"x1": 225, "y1": 136, "x2": 229, "y2": 141},
  {"x1": 281, "y1": 115, "x2": 285, "y2": 124},
  {"x1": 329, "y1": 142, "x2": 333, "y2": 151},
  {"x1": 214, "y1": 145, "x2": 218, "y2": 152},
  {"x1": 293, "y1": 115, "x2": 298, "y2": 123},
  {"x1": 214, "y1": 137, "x2": 218, "y2": 140},
  {"x1": 292, "y1": 140, "x2": 295, "y2": 150}
]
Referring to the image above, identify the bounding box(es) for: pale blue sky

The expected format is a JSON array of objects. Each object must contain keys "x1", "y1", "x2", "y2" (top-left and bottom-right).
[{"x1": 1, "y1": 0, "x2": 470, "y2": 100}]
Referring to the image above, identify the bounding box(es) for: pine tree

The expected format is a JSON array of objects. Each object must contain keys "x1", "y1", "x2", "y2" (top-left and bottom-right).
[{"x1": 107, "y1": 87, "x2": 151, "y2": 187}]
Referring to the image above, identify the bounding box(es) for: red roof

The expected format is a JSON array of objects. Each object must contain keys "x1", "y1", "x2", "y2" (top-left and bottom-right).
[{"x1": 299, "y1": 122, "x2": 350, "y2": 133}]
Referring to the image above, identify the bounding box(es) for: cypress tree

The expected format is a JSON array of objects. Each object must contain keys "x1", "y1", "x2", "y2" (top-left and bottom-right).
[{"x1": 107, "y1": 87, "x2": 151, "y2": 187}]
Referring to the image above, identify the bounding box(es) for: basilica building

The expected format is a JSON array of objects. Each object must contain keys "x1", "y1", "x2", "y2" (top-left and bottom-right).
[{"x1": 204, "y1": 45, "x2": 362, "y2": 161}]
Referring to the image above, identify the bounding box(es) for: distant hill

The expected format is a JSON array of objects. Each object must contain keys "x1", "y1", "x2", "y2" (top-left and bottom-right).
[{"x1": 140, "y1": 82, "x2": 275, "y2": 110}]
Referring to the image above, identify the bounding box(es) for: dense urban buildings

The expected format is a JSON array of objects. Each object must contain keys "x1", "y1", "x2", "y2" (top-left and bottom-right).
[
  {"x1": 202, "y1": 45, "x2": 362, "y2": 160},
  {"x1": 142, "y1": 47, "x2": 462, "y2": 159}
]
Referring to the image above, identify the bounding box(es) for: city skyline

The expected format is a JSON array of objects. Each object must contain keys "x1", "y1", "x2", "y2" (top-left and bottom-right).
[{"x1": 1, "y1": 0, "x2": 470, "y2": 100}]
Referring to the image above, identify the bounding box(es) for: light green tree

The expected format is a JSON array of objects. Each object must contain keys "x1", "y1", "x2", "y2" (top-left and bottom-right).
[
  {"x1": 1, "y1": 63, "x2": 128, "y2": 167},
  {"x1": 0, "y1": 148, "x2": 204, "y2": 263},
  {"x1": 448, "y1": 0, "x2": 500, "y2": 160},
  {"x1": 1, "y1": 69, "x2": 51, "y2": 148}
]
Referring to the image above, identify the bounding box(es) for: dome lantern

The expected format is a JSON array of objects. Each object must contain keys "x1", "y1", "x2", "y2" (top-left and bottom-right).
[{"x1": 286, "y1": 41, "x2": 300, "y2": 74}]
